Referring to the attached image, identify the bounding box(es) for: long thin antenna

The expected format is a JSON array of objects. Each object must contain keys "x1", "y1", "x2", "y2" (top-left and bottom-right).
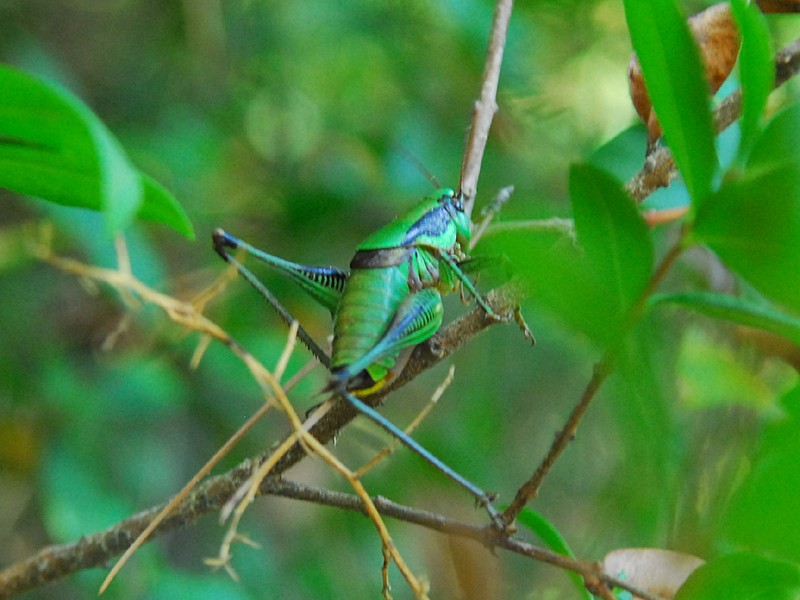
[{"x1": 395, "y1": 144, "x2": 441, "y2": 189}]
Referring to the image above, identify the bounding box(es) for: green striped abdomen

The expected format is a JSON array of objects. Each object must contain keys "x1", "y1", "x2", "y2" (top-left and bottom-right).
[{"x1": 331, "y1": 264, "x2": 410, "y2": 381}]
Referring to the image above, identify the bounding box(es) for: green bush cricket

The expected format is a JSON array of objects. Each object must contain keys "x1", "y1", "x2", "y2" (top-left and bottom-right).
[{"x1": 213, "y1": 187, "x2": 524, "y2": 526}]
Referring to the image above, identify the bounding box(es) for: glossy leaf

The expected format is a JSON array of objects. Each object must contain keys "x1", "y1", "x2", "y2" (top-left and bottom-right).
[
  {"x1": 748, "y1": 102, "x2": 800, "y2": 170},
  {"x1": 622, "y1": 0, "x2": 717, "y2": 203},
  {"x1": 138, "y1": 174, "x2": 195, "y2": 239},
  {"x1": 482, "y1": 166, "x2": 653, "y2": 347},
  {"x1": 675, "y1": 553, "x2": 800, "y2": 600},
  {"x1": 517, "y1": 508, "x2": 591, "y2": 600},
  {"x1": 729, "y1": 0, "x2": 774, "y2": 163},
  {"x1": 0, "y1": 65, "x2": 194, "y2": 238},
  {"x1": 650, "y1": 291, "x2": 800, "y2": 345},
  {"x1": 570, "y1": 163, "x2": 653, "y2": 320},
  {"x1": 692, "y1": 162, "x2": 800, "y2": 313},
  {"x1": 480, "y1": 225, "x2": 612, "y2": 345}
]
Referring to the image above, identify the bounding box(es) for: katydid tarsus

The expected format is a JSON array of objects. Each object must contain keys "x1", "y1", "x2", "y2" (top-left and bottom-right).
[{"x1": 213, "y1": 188, "x2": 524, "y2": 526}]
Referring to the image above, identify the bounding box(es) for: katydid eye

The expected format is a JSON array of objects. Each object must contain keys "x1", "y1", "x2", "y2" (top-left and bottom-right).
[{"x1": 437, "y1": 188, "x2": 456, "y2": 206}]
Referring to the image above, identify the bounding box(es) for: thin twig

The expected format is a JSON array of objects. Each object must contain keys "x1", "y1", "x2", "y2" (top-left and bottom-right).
[
  {"x1": 502, "y1": 357, "x2": 613, "y2": 524},
  {"x1": 459, "y1": 0, "x2": 513, "y2": 215},
  {"x1": 299, "y1": 436, "x2": 429, "y2": 599},
  {"x1": 0, "y1": 244, "x2": 522, "y2": 598},
  {"x1": 245, "y1": 479, "x2": 667, "y2": 600},
  {"x1": 502, "y1": 234, "x2": 688, "y2": 525},
  {"x1": 482, "y1": 217, "x2": 576, "y2": 242},
  {"x1": 98, "y1": 397, "x2": 275, "y2": 593},
  {"x1": 469, "y1": 185, "x2": 514, "y2": 250},
  {"x1": 101, "y1": 321, "x2": 314, "y2": 593}
]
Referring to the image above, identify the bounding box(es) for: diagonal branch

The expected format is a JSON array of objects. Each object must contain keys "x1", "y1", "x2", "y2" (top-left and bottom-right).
[
  {"x1": 0, "y1": 285, "x2": 522, "y2": 600},
  {"x1": 501, "y1": 236, "x2": 688, "y2": 525}
]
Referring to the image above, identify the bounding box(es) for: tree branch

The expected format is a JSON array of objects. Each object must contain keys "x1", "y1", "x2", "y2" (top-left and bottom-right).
[
  {"x1": 502, "y1": 357, "x2": 613, "y2": 524},
  {"x1": 0, "y1": 287, "x2": 523, "y2": 599},
  {"x1": 501, "y1": 233, "x2": 688, "y2": 524},
  {"x1": 0, "y1": 475, "x2": 666, "y2": 600},
  {"x1": 270, "y1": 479, "x2": 666, "y2": 600}
]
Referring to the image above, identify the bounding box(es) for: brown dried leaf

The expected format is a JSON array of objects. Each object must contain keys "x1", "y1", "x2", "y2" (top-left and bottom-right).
[
  {"x1": 627, "y1": 55, "x2": 658, "y2": 142},
  {"x1": 603, "y1": 547, "x2": 705, "y2": 599},
  {"x1": 628, "y1": 2, "x2": 741, "y2": 146},
  {"x1": 690, "y1": 3, "x2": 741, "y2": 94}
]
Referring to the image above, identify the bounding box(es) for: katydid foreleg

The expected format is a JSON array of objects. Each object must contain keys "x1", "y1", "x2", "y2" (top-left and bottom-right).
[
  {"x1": 451, "y1": 254, "x2": 536, "y2": 344},
  {"x1": 438, "y1": 251, "x2": 500, "y2": 319}
]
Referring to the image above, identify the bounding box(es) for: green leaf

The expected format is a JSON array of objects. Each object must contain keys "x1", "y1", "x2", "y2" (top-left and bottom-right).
[
  {"x1": 481, "y1": 166, "x2": 653, "y2": 347},
  {"x1": 622, "y1": 0, "x2": 717, "y2": 203},
  {"x1": 480, "y1": 225, "x2": 611, "y2": 346},
  {"x1": 748, "y1": 102, "x2": 800, "y2": 170},
  {"x1": 138, "y1": 173, "x2": 195, "y2": 239},
  {"x1": 721, "y1": 414, "x2": 800, "y2": 563},
  {"x1": 516, "y1": 508, "x2": 591, "y2": 600},
  {"x1": 692, "y1": 162, "x2": 800, "y2": 313},
  {"x1": 570, "y1": 163, "x2": 654, "y2": 320},
  {"x1": 588, "y1": 124, "x2": 649, "y2": 182},
  {"x1": 729, "y1": 0, "x2": 774, "y2": 164},
  {"x1": 675, "y1": 553, "x2": 800, "y2": 600},
  {"x1": 650, "y1": 292, "x2": 800, "y2": 345},
  {"x1": 0, "y1": 65, "x2": 194, "y2": 238}
]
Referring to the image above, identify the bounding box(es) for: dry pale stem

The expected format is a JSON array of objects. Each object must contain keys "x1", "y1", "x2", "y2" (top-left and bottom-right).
[
  {"x1": 459, "y1": 0, "x2": 513, "y2": 214},
  {"x1": 36, "y1": 237, "x2": 430, "y2": 596}
]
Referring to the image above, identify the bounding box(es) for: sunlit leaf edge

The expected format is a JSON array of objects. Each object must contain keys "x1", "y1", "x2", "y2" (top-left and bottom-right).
[
  {"x1": 0, "y1": 65, "x2": 192, "y2": 238},
  {"x1": 729, "y1": 0, "x2": 774, "y2": 164}
]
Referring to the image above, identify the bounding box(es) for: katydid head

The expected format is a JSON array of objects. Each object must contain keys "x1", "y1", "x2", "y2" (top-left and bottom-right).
[{"x1": 440, "y1": 189, "x2": 471, "y2": 249}]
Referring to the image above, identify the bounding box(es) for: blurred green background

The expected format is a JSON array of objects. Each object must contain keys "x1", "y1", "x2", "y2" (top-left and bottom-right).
[{"x1": 1, "y1": 1, "x2": 799, "y2": 599}]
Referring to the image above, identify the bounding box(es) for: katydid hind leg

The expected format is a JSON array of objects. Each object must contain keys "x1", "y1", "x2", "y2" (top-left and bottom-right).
[
  {"x1": 213, "y1": 228, "x2": 347, "y2": 314},
  {"x1": 340, "y1": 390, "x2": 503, "y2": 527},
  {"x1": 212, "y1": 229, "x2": 332, "y2": 368}
]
